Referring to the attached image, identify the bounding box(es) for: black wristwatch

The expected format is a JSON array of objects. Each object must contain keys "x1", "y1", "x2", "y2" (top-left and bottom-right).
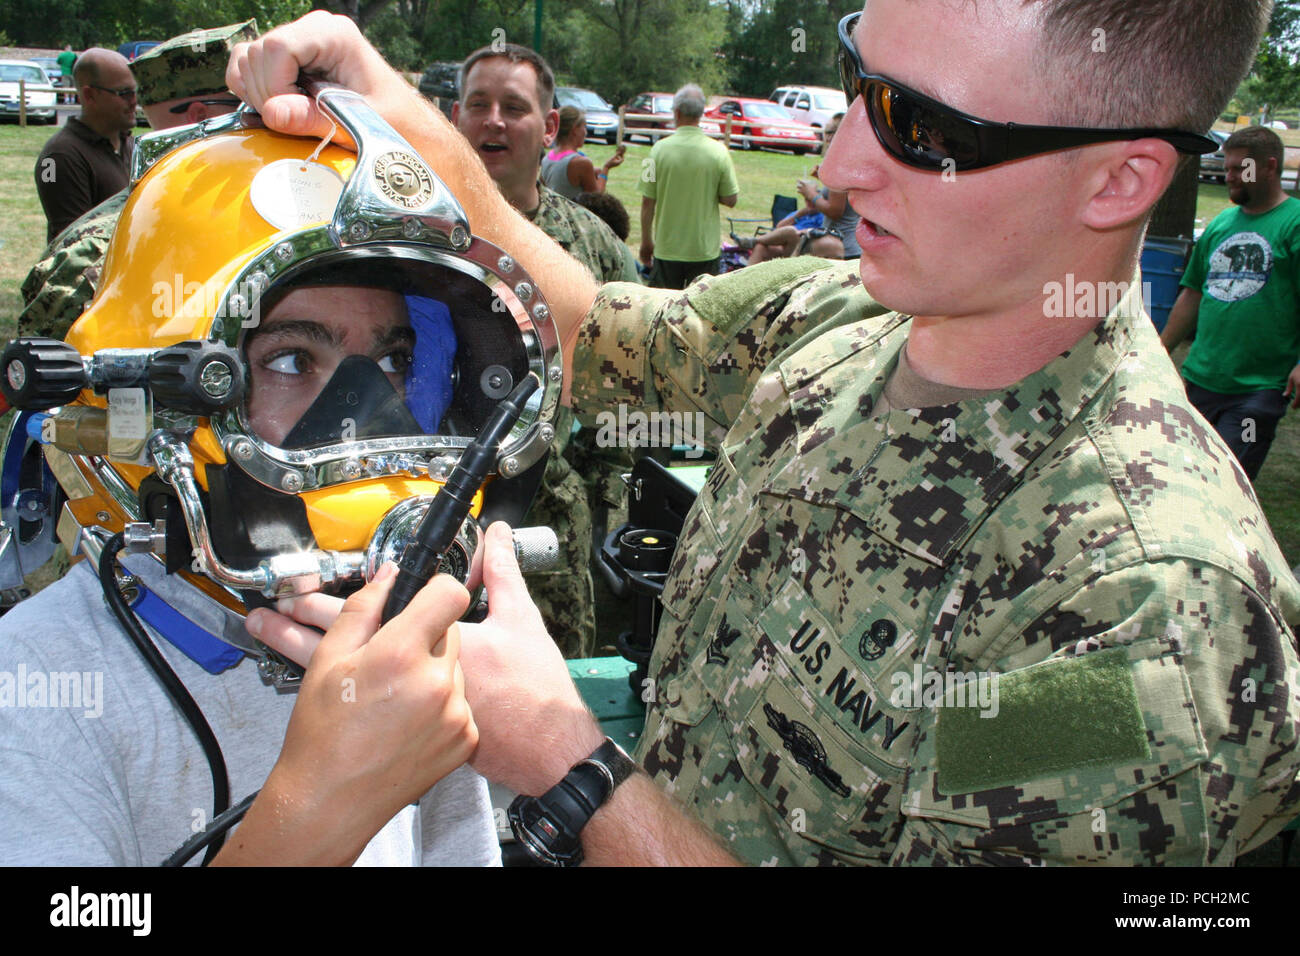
[{"x1": 507, "y1": 737, "x2": 638, "y2": 867}]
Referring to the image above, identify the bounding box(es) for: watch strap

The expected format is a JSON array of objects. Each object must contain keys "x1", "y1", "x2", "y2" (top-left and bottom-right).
[{"x1": 508, "y1": 737, "x2": 637, "y2": 866}]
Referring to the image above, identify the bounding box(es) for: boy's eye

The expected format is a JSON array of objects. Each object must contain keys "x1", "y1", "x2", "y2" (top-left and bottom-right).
[
  {"x1": 377, "y1": 350, "x2": 412, "y2": 375},
  {"x1": 265, "y1": 351, "x2": 308, "y2": 375}
]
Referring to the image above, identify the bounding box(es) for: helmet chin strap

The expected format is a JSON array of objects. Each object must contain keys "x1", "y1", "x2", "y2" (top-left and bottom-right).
[{"x1": 280, "y1": 354, "x2": 424, "y2": 449}]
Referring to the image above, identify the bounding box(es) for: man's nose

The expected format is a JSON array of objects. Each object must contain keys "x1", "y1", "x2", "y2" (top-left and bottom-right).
[{"x1": 819, "y1": 96, "x2": 888, "y2": 193}]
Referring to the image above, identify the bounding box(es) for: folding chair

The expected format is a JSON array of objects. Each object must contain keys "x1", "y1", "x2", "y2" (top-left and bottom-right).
[{"x1": 727, "y1": 194, "x2": 799, "y2": 241}]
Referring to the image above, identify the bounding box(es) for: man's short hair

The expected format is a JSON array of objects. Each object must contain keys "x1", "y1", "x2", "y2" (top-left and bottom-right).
[
  {"x1": 459, "y1": 44, "x2": 555, "y2": 112},
  {"x1": 1031, "y1": 0, "x2": 1272, "y2": 132},
  {"x1": 673, "y1": 84, "x2": 706, "y2": 120},
  {"x1": 1225, "y1": 125, "x2": 1286, "y2": 174}
]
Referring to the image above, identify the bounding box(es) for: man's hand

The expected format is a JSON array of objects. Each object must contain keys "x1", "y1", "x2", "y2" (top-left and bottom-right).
[
  {"x1": 226, "y1": 11, "x2": 409, "y2": 143},
  {"x1": 1286, "y1": 363, "x2": 1300, "y2": 410},
  {"x1": 223, "y1": 564, "x2": 477, "y2": 864},
  {"x1": 458, "y1": 522, "x2": 605, "y2": 797}
]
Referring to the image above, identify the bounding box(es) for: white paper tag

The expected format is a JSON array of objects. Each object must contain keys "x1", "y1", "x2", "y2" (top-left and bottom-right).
[
  {"x1": 107, "y1": 387, "x2": 150, "y2": 461},
  {"x1": 249, "y1": 159, "x2": 345, "y2": 232}
]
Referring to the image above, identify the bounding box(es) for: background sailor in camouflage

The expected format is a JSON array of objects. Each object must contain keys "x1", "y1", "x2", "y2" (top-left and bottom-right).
[
  {"x1": 18, "y1": 191, "x2": 126, "y2": 340},
  {"x1": 453, "y1": 42, "x2": 637, "y2": 657},
  {"x1": 530, "y1": 181, "x2": 638, "y2": 652},
  {"x1": 19, "y1": 20, "x2": 257, "y2": 341}
]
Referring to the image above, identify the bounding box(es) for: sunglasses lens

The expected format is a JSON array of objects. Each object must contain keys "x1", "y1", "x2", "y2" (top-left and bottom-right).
[{"x1": 868, "y1": 83, "x2": 981, "y2": 170}]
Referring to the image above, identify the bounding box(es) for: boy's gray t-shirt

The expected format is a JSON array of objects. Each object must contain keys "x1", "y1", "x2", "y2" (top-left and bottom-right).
[{"x1": 0, "y1": 559, "x2": 499, "y2": 866}]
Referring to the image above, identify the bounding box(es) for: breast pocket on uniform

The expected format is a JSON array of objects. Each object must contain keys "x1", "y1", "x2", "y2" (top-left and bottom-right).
[{"x1": 696, "y1": 577, "x2": 919, "y2": 862}]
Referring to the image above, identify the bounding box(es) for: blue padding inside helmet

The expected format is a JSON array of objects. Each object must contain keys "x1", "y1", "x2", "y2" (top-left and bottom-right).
[{"x1": 404, "y1": 294, "x2": 457, "y2": 433}]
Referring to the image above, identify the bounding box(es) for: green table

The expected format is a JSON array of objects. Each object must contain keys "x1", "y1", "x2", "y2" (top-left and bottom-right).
[{"x1": 569, "y1": 656, "x2": 645, "y2": 748}]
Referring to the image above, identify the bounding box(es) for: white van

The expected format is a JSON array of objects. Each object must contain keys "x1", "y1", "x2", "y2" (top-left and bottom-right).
[{"x1": 768, "y1": 85, "x2": 847, "y2": 130}]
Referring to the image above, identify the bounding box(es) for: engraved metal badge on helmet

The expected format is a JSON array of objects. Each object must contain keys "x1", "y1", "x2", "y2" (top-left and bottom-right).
[{"x1": 374, "y1": 151, "x2": 434, "y2": 208}]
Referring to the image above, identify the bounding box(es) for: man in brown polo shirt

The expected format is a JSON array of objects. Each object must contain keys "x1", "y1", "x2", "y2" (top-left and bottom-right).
[{"x1": 34, "y1": 48, "x2": 136, "y2": 242}]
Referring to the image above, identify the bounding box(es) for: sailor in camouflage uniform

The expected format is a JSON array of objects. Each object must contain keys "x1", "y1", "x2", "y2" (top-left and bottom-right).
[
  {"x1": 569, "y1": 260, "x2": 1300, "y2": 864},
  {"x1": 19, "y1": 20, "x2": 258, "y2": 341},
  {"x1": 528, "y1": 182, "x2": 639, "y2": 653},
  {"x1": 231, "y1": 2, "x2": 1300, "y2": 865},
  {"x1": 453, "y1": 41, "x2": 639, "y2": 658}
]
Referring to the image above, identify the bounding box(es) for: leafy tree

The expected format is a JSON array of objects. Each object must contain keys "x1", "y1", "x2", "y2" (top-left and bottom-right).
[
  {"x1": 1232, "y1": 0, "x2": 1300, "y2": 121},
  {"x1": 550, "y1": 0, "x2": 727, "y2": 106},
  {"x1": 720, "y1": 0, "x2": 840, "y2": 97}
]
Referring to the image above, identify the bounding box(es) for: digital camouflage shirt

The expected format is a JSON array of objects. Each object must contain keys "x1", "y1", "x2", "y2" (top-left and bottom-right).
[
  {"x1": 19, "y1": 191, "x2": 127, "y2": 341},
  {"x1": 572, "y1": 257, "x2": 1300, "y2": 865},
  {"x1": 524, "y1": 185, "x2": 639, "y2": 656}
]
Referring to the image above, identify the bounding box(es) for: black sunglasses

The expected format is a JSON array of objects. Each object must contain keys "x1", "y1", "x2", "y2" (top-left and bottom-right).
[
  {"x1": 836, "y1": 12, "x2": 1216, "y2": 171},
  {"x1": 168, "y1": 97, "x2": 242, "y2": 114},
  {"x1": 90, "y1": 84, "x2": 138, "y2": 100}
]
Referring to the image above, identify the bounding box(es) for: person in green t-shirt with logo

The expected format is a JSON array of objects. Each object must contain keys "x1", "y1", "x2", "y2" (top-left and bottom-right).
[{"x1": 1162, "y1": 125, "x2": 1300, "y2": 480}]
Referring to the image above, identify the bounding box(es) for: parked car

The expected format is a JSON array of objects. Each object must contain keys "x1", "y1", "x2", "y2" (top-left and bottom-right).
[
  {"x1": 1199, "y1": 130, "x2": 1230, "y2": 184},
  {"x1": 118, "y1": 41, "x2": 160, "y2": 62},
  {"x1": 769, "y1": 85, "x2": 848, "y2": 130},
  {"x1": 0, "y1": 60, "x2": 57, "y2": 123},
  {"x1": 622, "y1": 91, "x2": 722, "y2": 142},
  {"x1": 556, "y1": 86, "x2": 619, "y2": 144},
  {"x1": 418, "y1": 61, "x2": 460, "y2": 117},
  {"x1": 30, "y1": 57, "x2": 60, "y2": 86},
  {"x1": 704, "y1": 96, "x2": 821, "y2": 154}
]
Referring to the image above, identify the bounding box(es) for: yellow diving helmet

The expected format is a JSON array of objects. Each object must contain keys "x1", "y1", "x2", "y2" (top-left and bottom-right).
[{"x1": 0, "y1": 84, "x2": 560, "y2": 682}]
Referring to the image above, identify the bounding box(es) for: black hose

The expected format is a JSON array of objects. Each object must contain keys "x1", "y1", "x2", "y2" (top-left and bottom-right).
[
  {"x1": 161, "y1": 790, "x2": 258, "y2": 867},
  {"x1": 97, "y1": 533, "x2": 231, "y2": 865}
]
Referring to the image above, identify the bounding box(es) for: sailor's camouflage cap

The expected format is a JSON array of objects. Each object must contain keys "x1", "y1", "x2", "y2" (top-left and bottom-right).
[{"x1": 132, "y1": 20, "x2": 259, "y2": 106}]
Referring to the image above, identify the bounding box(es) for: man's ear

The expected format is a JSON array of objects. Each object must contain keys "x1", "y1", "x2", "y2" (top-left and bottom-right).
[
  {"x1": 186, "y1": 102, "x2": 209, "y2": 124},
  {"x1": 543, "y1": 107, "x2": 559, "y2": 147},
  {"x1": 450, "y1": 101, "x2": 461, "y2": 126},
  {"x1": 1080, "y1": 139, "x2": 1182, "y2": 231}
]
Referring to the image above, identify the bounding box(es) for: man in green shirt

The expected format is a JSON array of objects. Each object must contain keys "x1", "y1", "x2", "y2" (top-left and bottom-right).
[
  {"x1": 639, "y1": 84, "x2": 739, "y2": 289},
  {"x1": 56, "y1": 46, "x2": 77, "y2": 103},
  {"x1": 1162, "y1": 125, "x2": 1300, "y2": 480}
]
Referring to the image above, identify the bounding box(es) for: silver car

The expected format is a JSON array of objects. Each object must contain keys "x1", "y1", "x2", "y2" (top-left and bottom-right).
[{"x1": 1199, "y1": 130, "x2": 1230, "y2": 184}]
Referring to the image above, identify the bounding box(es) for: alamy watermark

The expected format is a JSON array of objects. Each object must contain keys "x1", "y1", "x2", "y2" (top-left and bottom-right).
[
  {"x1": 889, "y1": 663, "x2": 1000, "y2": 718},
  {"x1": 0, "y1": 665, "x2": 103, "y2": 719},
  {"x1": 151, "y1": 273, "x2": 261, "y2": 328},
  {"x1": 1042, "y1": 274, "x2": 1153, "y2": 319},
  {"x1": 593, "y1": 405, "x2": 709, "y2": 459}
]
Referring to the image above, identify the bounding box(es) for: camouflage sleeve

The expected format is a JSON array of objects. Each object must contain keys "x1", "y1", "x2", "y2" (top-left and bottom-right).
[
  {"x1": 895, "y1": 558, "x2": 1300, "y2": 866},
  {"x1": 18, "y1": 192, "x2": 125, "y2": 341},
  {"x1": 572, "y1": 258, "x2": 880, "y2": 443}
]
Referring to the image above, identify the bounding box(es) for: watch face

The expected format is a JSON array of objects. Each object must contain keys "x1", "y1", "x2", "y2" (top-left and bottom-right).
[{"x1": 508, "y1": 795, "x2": 583, "y2": 867}]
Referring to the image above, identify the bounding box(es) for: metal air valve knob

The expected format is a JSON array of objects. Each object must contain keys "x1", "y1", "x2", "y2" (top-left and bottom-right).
[
  {"x1": 148, "y1": 341, "x2": 247, "y2": 416},
  {"x1": 0, "y1": 338, "x2": 88, "y2": 410}
]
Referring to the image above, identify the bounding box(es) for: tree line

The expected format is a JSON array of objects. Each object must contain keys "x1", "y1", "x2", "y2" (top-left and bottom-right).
[{"x1": 0, "y1": 0, "x2": 844, "y2": 106}]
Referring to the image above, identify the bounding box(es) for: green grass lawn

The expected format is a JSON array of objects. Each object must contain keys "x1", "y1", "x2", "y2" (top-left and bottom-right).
[
  {"x1": 585, "y1": 139, "x2": 814, "y2": 249},
  {"x1": 0, "y1": 123, "x2": 58, "y2": 332},
  {"x1": 0, "y1": 123, "x2": 1296, "y2": 568}
]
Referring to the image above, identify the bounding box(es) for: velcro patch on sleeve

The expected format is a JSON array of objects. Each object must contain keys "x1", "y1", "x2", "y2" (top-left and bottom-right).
[
  {"x1": 935, "y1": 648, "x2": 1151, "y2": 796},
  {"x1": 688, "y1": 257, "x2": 835, "y2": 337}
]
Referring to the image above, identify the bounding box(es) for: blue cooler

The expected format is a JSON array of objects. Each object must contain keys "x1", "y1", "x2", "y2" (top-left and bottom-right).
[{"x1": 1140, "y1": 236, "x2": 1193, "y2": 333}]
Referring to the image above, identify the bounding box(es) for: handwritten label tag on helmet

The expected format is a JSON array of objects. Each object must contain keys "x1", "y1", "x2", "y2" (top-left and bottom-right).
[{"x1": 249, "y1": 160, "x2": 345, "y2": 232}]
